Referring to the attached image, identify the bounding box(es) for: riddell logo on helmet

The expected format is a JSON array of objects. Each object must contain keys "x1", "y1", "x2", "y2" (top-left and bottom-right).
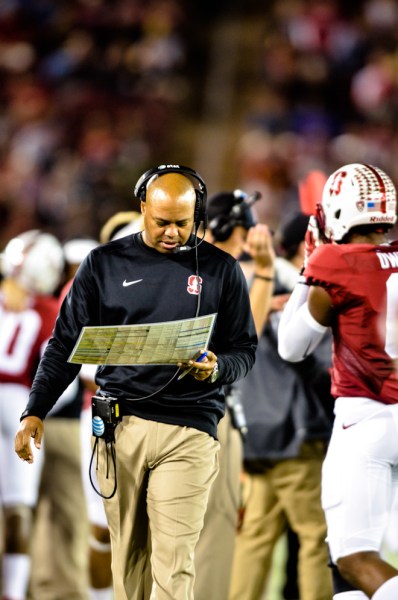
[{"x1": 369, "y1": 216, "x2": 395, "y2": 223}]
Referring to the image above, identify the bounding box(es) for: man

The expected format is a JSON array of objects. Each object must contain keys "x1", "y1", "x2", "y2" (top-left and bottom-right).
[
  {"x1": 278, "y1": 163, "x2": 398, "y2": 600},
  {"x1": 0, "y1": 230, "x2": 64, "y2": 600},
  {"x1": 229, "y1": 212, "x2": 333, "y2": 600},
  {"x1": 193, "y1": 189, "x2": 275, "y2": 600},
  {"x1": 14, "y1": 164, "x2": 257, "y2": 600}
]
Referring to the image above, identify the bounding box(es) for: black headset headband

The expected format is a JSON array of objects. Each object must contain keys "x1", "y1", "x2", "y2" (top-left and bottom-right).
[
  {"x1": 208, "y1": 190, "x2": 261, "y2": 242},
  {"x1": 134, "y1": 164, "x2": 207, "y2": 231}
]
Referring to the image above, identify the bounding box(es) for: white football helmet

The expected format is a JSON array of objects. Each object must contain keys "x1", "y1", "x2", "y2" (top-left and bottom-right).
[
  {"x1": 2, "y1": 229, "x2": 65, "y2": 294},
  {"x1": 321, "y1": 163, "x2": 397, "y2": 241},
  {"x1": 63, "y1": 238, "x2": 98, "y2": 265}
]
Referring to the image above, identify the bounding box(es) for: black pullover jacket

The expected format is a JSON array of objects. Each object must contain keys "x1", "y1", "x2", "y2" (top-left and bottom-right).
[{"x1": 23, "y1": 233, "x2": 257, "y2": 439}]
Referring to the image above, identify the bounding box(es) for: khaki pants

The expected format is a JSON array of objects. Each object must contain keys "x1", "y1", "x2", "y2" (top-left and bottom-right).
[
  {"x1": 96, "y1": 416, "x2": 219, "y2": 600},
  {"x1": 29, "y1": 418, "x2": 89, "y2": 600},
  {"x1": 229, "y1": 442, "x2": 333, "y2": 600},
  {"x1": 194, "y1": 411, "x2": 242, "y2": 600}
]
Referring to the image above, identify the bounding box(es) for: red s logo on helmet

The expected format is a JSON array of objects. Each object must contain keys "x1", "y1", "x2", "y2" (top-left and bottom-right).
[{"x1": 329, "y1": 170, "x2": 347, "y2": 196}]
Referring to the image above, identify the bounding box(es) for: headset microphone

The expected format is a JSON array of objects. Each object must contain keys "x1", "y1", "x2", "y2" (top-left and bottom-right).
[
  {"x1": 244, "y1": 190, "x2": 261, "y2": 207},
  {"x1": 231, "y1": 190, "x2": 261, "y2": 214},
  {"x1": 173, "y1": 245, "x2": 193, "y2": 254},
  {"x1": 173, "y1": 234, "x2": 206, "y2": 254}
]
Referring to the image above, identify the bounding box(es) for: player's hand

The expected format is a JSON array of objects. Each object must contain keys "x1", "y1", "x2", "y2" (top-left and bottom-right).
[
  {"x1": 14, "y1": 416, "x2": 44, "y2": 464},
  {"x1": 303, "y1": 215, "x2": 320, "y2": 269},
  {"x1": 244, "y1": 224, "x2": 275, "y2": 271}
]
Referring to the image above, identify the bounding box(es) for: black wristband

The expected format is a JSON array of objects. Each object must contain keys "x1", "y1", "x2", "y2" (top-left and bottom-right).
[{"x1": 253, "y1": 274, "x2": 274, "y2": 282}]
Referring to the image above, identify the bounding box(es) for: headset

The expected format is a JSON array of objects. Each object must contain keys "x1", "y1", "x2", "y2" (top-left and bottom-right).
[
  {"x1": 209, "y1": 190, "x2": 261, "y2": 242},
  {"x1": 134, "y1": 164, "x2": 208, "y2": 247}
]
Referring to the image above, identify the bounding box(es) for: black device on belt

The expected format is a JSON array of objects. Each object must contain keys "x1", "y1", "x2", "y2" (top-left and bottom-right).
[{"x1": 91, "y1": 395, "x2": 121, "y2": 443}]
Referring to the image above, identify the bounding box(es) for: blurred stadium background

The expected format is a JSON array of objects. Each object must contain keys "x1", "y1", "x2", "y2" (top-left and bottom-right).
[{"x1": 0, "y1": 0, "x2": 397, "y2": 249}]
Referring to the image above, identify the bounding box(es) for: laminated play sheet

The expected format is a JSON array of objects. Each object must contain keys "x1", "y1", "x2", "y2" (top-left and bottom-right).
[{"x1": 68, "y1": 313, "x2": 217, "y2": 366}]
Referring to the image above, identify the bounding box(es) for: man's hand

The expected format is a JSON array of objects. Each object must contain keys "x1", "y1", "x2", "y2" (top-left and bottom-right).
[
  {"x1": 244, "y1": 224, "x2": 275, "y2": 271},
  {"x1": 15, "y1": 416, "x2": 44, "y2": 464},
  {"x1": 177, "y1": 350, "x2": 217, "y2": 381}
]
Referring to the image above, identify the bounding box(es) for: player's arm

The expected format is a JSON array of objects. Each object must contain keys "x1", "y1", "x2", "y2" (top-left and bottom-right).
[
  {"x1": 278, "y1": 279, "x2": 332, "y2": 362},
  {"x1": 308, "y1": 285, "x2": 333, "y2": 326},
  {"x1": 278, "y1": 213, "x2": 334, "y2": 362}
]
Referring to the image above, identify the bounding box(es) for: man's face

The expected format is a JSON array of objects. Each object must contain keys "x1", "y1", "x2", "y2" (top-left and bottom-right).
[{"x1": 141, "y1": 175, "x2": 196, "y2": 254}]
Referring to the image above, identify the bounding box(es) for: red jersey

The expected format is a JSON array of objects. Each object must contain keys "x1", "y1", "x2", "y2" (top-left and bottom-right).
[
  {"x1": 304, "y1": 240, "x2": 398, "y2": 404},
  {"x1": 0, "y1": 293, "x2": 59, "y2": 388}
]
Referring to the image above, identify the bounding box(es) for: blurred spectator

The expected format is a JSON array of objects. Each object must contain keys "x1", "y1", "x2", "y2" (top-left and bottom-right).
[{"x1": 194, "y1": 190, "x2": 275, "y2": 600}]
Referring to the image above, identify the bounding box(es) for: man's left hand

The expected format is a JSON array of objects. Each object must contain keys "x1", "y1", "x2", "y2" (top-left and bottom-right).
[
  {"x1": 178, "y1": 350, "x2": 217, "y2": 381},
  {"x1": 15, "y1": 416, "x2": 44, "y2": 464}
]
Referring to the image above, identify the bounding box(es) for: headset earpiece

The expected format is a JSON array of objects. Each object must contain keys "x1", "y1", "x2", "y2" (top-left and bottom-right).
[
  {"x1": 208, "y1": 216, "x2": 234, "y2": 242},
  {"x1": 134, "y1": 164, "x2": 207, "y2": 231}
]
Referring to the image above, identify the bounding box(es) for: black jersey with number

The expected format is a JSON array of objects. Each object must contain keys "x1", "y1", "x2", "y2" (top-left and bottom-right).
[{"x1": 24, "y1": 233, "x2": 257, "y2": 438}]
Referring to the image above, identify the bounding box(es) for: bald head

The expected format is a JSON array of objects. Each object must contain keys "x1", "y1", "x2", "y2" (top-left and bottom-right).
[
  {"x1": 145, "y1": 173, "x2": 196, "y2": 209},
  {"x1": 141, "y1": 173, "x2": 197, "y2": 253}
]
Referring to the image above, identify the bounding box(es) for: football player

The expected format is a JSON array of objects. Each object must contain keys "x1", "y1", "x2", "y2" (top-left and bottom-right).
[
  {"x1": 278, "y1": 163, "x2": 398, "y2": 600},
  {"x1": 1, "y1": 230, "x2": 64, "y2": 600}
]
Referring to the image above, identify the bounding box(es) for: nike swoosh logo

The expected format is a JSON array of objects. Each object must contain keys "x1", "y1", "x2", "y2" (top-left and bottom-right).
[
  {"x1": 342, "y1": 423, "x2": 357, "y2": 430},
  {"x1": 123, "y1": 279, "x2": 143, "y2": 287}
]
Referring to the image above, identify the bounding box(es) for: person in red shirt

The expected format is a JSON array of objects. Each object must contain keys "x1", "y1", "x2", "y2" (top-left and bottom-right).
[
  {"x1": 0, "y1": 230, "x2": 64, "y2": 600},
  {"x1": 278, "y1": 163, "x2": 398, "y2": 600}
]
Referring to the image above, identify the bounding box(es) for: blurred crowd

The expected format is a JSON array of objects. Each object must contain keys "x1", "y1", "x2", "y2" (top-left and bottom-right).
[
  {"x1": 0, "y1": 0, "x2": 193, "y2": 249},
  {"x1": 234, "y1": 0, "x2": 398, "y2": 232},
  {"x1": 0, "y1": 0, "x2": 397, "y2": 249}
]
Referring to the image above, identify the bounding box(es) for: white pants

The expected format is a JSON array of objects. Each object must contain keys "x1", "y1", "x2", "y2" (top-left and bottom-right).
[
  {"x1": 0, "y1": 383, "x2": 43, "y2": 506},
  {"x1": 322, "y1": 397, "x2": 398, "y2": 563}
]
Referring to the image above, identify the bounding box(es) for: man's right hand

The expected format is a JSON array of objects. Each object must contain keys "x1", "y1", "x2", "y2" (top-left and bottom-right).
[
  {"x1": 14, "y1": 416, "x2": 44, "y2": 464},
  {"x1": 244, "y1": 223, "x2": 275, "y2": 271}
]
